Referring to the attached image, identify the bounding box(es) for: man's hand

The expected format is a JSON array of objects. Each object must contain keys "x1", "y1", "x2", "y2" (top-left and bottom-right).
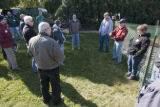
[{"x1": 109, "y1": 32, "x2": 112, "y2": 36}]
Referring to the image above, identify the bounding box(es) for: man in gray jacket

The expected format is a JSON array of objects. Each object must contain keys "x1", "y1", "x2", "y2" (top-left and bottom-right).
[
  {"x1": 28, "y1": 22, "x2": 65, "y2": 105},
  {"x1": 69, "y1": 14, "x2": 81, "y2": 50}
]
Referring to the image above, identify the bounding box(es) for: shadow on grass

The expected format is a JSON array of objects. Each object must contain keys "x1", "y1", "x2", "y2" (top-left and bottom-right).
[
  {"x1": 9, "y1": 41, "x2": 42, "y2": 97},
  {"x1": 0, "y1": 65, "x2": 12, "y2": 80},
  {"x1": 61, "y1": 34, "x2": 129, "y2": 86},
  {"x1": 61, "y1": 81, "x2": 97, "y2": 107},
  {"x1": 47, "y1": 81, "x2": 97, "y2": 107}
]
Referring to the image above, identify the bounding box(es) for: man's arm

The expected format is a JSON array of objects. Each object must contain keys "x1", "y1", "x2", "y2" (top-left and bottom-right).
[{"x1": 51, "y1": 41, "x2": 65, "y2": 63}]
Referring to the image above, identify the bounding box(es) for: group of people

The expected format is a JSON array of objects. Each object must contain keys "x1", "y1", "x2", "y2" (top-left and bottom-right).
[
  {"x1": 1, "y1": 10, "x2": 160, "y2": 106},
  {"x1": 0, "y1": 11, "x2": 81, "y2": 105},
  {"x1": 99, "y1": 12, "x2": 160, "y2": 107},
  {"x1": 98, "y1": 12, "x2": 151, "y2": 80}
]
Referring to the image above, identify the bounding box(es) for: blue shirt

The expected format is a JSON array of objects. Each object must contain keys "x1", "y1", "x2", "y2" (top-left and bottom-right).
[{"x1": 99, "y1": 18, "x2": 113, "y2": 36}]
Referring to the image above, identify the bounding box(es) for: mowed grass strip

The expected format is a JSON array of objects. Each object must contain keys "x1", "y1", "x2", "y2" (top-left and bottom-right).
[{"x1": 0, "y1": 33, "x2": 138, "y2": 107}]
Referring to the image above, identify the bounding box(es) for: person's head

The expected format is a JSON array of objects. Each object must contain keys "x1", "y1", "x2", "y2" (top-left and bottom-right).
[
  {"x1": 24, "y1": 16, "x2": 34, "y2": 26},
  {"x1": 104, "y1": 12, "x2": 109, "y2": 20},
  {"x1": 20, "y1": 14, "x2": 25, "y2": 21},
  {"x1": 119, "y1": 19, "x2": 126, "y2": 27},
  {"x1": 38, "y1": 22, "x2": 51, "y2": 36},
  {"x1": 0, "y1": 15, "x2": 7, "y2": 24},
  {"x1": 55, "y1": 20, "x2": 62, "y2": 27},
  {"x1": 7, "y1": 11, "x2": 12, "y2": 17},
  {"x1": 137, "y1": 24, "x2": 148, "y2": 35},
  {"x1": 72, "y1": 14, "x2": 77, "y2": 20}
]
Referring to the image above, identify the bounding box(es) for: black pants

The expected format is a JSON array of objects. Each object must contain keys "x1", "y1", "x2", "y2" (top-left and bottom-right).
[
  {"x1": 38, "y1": 67, "x2": 61, "y2": 103},
  {"x1": 1, "y1": 48, "x2": 7, "y2": 60}
]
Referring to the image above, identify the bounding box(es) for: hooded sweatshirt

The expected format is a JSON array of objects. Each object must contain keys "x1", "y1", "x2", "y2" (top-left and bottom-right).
[{"x1": 128, "y1": 33, "x2": 151, "y2": 57}]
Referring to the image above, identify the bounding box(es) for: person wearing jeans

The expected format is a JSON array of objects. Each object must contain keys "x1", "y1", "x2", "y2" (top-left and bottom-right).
[
  {"x1": 150, "y1": 64, "x2": 159, "y2": 82},
  {"x1": 99, "y1": 12, "x2": 113, "y2": 52},
  {"x1": 110, "y1": 19, "x2": 128, "y2": 64},
  {"x1": 113, "y1": 41, "x2": 123, "y2": 63},
  {"x1": 127, "y1": 24, "x2": 150, "y2": 80},
  {"x1": 99, "y1": 34, "x2": 110, "y2": 52},
  {"x1": 53, "y1": 20, "x2": 66, "y2": 65},
  {"x1": 69, "y1": 14, "x2": 81, "y2": 50},
  {"x1": 7, "y1": 11, "x2": 21, "y2": 40},
  {"x1": 72, "y1": 33, "x2": 80, "y2": 49},
  {"x1": 127, "y1": 55, "x2": 143, "y2": 78}
]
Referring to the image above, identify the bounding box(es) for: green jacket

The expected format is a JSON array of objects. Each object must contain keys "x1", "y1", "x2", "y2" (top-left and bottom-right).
[{"x1": 7, "y1": 16, "x2": 19, "y2": 27}]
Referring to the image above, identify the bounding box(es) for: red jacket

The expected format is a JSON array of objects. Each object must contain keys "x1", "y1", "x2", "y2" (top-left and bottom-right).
[
  {"x1": 0, "y1": 23, "x2": 15, "y2": 48},
  {"x1": 110, "y1": 25, "x2": 128, "y2": 41}
]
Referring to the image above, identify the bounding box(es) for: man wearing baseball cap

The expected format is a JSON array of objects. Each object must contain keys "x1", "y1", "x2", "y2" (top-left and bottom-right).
[
  {"x1": 109, "y1": 18, "x2": 128, "y2": 64},
  {"x1": 53, "y1": 20, "x2": 66, "y2": 65}
]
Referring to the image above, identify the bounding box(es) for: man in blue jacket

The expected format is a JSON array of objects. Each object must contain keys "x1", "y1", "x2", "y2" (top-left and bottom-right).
[{"x1": 99, "y1": 12, "x2": 113, "y2": 53}]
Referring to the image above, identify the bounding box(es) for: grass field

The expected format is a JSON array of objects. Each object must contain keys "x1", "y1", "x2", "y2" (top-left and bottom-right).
[{"x1": 0, "y1": 33, "x2": 138, "y2": 107}]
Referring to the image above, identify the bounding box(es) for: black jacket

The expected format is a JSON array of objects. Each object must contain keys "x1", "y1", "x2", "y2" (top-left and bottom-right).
[
  {"x1": 22, "y1": 24, "x2": 36, "y2": 44},
  {"x1": 53, "y1": 28, "x2": 64, "y2": 44},
  {"x1": 128, "y1": 33, "x2": 151, "y2": 57},
  {"x1": 19, "y1": 21, "x2": 25, "y2": 31}
]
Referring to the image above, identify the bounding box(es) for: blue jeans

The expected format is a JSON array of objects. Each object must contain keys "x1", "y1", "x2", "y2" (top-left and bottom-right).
[
  {"x1": 10, "y1": 27, "x2": 21, "y2": 40},
  {"x1": 127, "y1": 55, "x2": 143, "y2": 77},
  {"x1": 99, "y1": 34, "x2": 110, "y2": 52},
  {"x1": 32, "y1": 58, "x2": 38, "y2": 72},
  {"x1": 113, "y1": 41, "x2": 123, "y2": 63},
  {"x1": 150, "y1": 64, "x2": 159, "y2": 82},
  {"x1": 72, "y1": 33, "x2": 80, "y2": 49},
  {"x1": 59, "y1": 44, "x2": 64, "y2": 65}
]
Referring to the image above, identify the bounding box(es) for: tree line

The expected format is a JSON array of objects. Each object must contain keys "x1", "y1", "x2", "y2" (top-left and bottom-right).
[{"x1": 1, "y1": 0, "x2": 160, "y2": 29}]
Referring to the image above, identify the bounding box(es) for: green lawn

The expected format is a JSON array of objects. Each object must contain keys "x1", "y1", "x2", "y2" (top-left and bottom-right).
[{"x1": 0, "y1": 33, "x2": 138, "y2": 107}]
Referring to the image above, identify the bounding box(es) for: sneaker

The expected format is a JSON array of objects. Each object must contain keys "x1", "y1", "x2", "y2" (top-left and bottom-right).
[
  {"x1": 126, "y1": 72, "x2": 131, "y2": 77},
  {"x1": 127, "y1": 76, "x2": 136, "y2": 80}
]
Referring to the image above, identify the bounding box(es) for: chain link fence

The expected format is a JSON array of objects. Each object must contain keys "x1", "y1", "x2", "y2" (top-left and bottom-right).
[{"x1": 118, "y1": 22, "x2": 159, "y2": 89}]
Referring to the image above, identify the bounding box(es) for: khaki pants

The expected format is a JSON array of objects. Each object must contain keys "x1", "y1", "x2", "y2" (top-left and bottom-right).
[{"x1": 4, "y1": 47, "x2": 18, "y2": 69}]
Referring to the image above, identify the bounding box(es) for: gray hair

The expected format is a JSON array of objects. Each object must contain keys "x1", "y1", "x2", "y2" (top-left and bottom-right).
[
  {"x1": 104, "y1": 12, "x2": 109, "y2": 16},
  {"x1": 20, "y1": 14, "x2": 25, "y2": 20},
  {"x1": 38, "y1": 22, "x2": 50, "y2": 33},
  {"x1": 24, "y1": 16, "x2": 33, "y2": 24}
]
